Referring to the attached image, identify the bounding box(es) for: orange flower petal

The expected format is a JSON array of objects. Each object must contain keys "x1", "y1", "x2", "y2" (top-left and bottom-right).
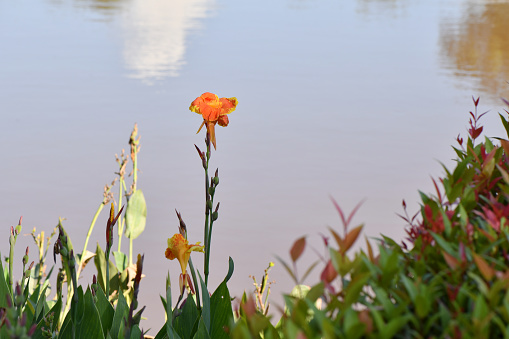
[
  {"x1": 219, "y1": 97, "x2": 238, "y2": 115},
  {"x1": 189, "y1": 93, "x2": 237, "y2": 148},
  {"x1": 206, "y1": 121, "x2": 217, "y2": 149},
  {"x1": 218, "y1": 115, "x2": 229, "y2": 127}
]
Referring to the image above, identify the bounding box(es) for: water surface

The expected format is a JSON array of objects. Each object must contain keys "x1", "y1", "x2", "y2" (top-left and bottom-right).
[{"x1": 1, "y1": 0, "x2": 509, "y2": 333}]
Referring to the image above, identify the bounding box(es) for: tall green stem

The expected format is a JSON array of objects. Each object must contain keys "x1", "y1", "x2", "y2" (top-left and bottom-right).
[
  {"x1": 106, "y1": 249, "x2": 110, "y2": 300},
  {"x1": 203, "y1": 140, "x2": 211, "y2": 286},
  {"x1": 77, "y1": 203, "x2": 105, "y2": 279},
  {"x1": 129, "y1": 238, "x2": 133, "y2": 266},
  {"x1": 117, "y1": 178, "x2": 126, "y2": 252}
]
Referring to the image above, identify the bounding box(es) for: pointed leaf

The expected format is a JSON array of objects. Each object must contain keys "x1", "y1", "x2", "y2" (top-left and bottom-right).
[
  {"x1": 290, "y1": 237, "x2": 306, "y2": 262},
  {"x1": 224, "y1": 257, "x2": 234, "y2": 283},
  {"x1": 342, "y1": 224, "x2": 363, "y2": 253},
  {"x1": 473, "y1": 253, "x2": 495, "y2": 281},
  {"x1": 442, "y1": 251, "x2": 459, "y2": 270},
  {"x1": 210, "y1": 281, "x2": 233, "y2": 339}
]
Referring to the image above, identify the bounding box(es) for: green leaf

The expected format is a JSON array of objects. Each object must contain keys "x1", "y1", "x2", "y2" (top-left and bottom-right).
[
  {"x1": 499, "y1": 113, "x2": 509, "y2": 138},
  {"x1": 78, "y1": 288, "x2": 105, "y2": 339},
  {"x1": 275, "y1": 255, "x2": 297, "y2": 284},
  {"x1": 192, "y1": 317, "x2": 211, "y2": 339},
  {"x1": 30, "y1": 298, "x2": 62, "y2": 339},
  {"x1": 94, "y1": 284, "x2": 115, "y2": 337},
  {"x1": 210, "y1": 281, "x2": 233, "y2": 339},
  {"x1": 174, "y1": 296, "x2": 199, "y2": 339},
  {"x1": 224, "y1": 257, "x2": 234, "y2": 283},
  {"x1": 59, "y1": 287, "x2": 105, "y2": 339},
  {"x1": 125, "y1": 189, "x2": 147, "y2": 240},
  {"x1": 110, "y1": 290, "x2": 129, "y2": 339},
  {"x1": 129, "y1": 325, "x2": 142, "y2": 339},
  {"x1": 113, "y1": 251, "x2": 128, "y2": 272},
  {"x1": 199, "y1": 272, "x2": 211, "y2": 333},
  {"x1": 94, "y1": 243, "x2": 119, "y2": 297},
  {"x1": 430, "y1": 232, "x2": 455, "y2": 255},
  {"x1": 0, "y1": 254, "x2": 13, "y2": 308}
]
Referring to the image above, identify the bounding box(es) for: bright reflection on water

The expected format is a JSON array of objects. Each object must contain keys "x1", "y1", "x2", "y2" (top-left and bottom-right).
[
  {"x1": 1, "y1": 0, "x2": 509, "y2": 334},
  {"x1": 121, "y1": 0, "x2": 213, "y2": 82}
]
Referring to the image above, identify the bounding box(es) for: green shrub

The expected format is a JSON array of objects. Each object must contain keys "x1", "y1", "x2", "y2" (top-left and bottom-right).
[{"x1": 231, "y1": 98, "x2": 509, "y2": 338}]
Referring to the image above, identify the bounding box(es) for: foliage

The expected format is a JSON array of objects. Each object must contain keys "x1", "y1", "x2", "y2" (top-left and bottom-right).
[
  {"x1": 231, "y1": 97, "x2": 509, "y2": 338},
  {"x1": 4, "y1": 95, "x2": 509, "y2": 338}
]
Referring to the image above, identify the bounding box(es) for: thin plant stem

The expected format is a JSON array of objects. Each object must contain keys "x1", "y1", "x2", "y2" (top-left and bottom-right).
[
  {"x1": 129, "y1": 238, "x2": 133, "y2": 266},
  {"x1": 77, "y1": 202, "x2": 105, "y2": 279},
  {"x1": 106, "y1": 249, "x2": 110, "y2": 301},
  {"x1": 117, "y1": 178, "x2": 125, "y2": 252},
  {"x1": 8, "y1": 234, "x2": 15, "y2": 294},
  {"x1": 203, "y1": 139, "x2": 211, "y2": 286}
]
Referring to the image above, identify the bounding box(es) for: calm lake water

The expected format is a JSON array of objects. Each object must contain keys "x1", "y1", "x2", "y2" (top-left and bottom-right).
[{"x1": 1, "y1": 0, "x2": 509, "y2": 333}]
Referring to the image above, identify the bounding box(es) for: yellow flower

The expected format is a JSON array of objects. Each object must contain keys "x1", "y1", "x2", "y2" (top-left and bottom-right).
[{"x1": 165, "y1": 233, "x2": 204, "y2": 275}]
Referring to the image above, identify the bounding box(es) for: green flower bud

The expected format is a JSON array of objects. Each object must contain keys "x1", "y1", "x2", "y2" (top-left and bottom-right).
[
  {"x1": 59, "y1": 246, "x2": 68, "y2": 258},
  {"x1": 212, "y1": 212, "x2": 218, "y2": 221},
  {"x1": 213, "y1": 176, "x2": 219, "y2": 185},
  {"x1": 208, "y1": 187, "x2": 215, "y2": 196}
]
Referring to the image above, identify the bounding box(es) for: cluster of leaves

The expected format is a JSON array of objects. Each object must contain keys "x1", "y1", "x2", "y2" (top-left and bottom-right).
[
  {"x1": 232, "y1": 98, "x2": 509, "y2": 338},
  {"x1": 0, "y1": 125, "x2": 148, "y2": 338}
]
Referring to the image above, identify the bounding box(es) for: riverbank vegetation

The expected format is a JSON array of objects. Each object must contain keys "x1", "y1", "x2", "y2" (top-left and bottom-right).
[{"x1": 2, "y1": 95, "x2": 509, "y2": 338}]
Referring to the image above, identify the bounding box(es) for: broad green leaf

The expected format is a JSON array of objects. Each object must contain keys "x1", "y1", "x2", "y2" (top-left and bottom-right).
[
  {"x1": 129, "y1": 325, "x2": 142, "y2": 339},
  {"x1": 199, "y1": 272, "x2": 211, "y2": 333},
  {"x1": 192, "y1": 317, "x2": 211, "y2": 339},
  {"x1": 94, "y1": 283, "x2": 115, "y2": 337},
  {"x1": 113, "y1": 251, "x2": 128, "y2": 272},
  {"x1": 110, "y1": 290, "x2": 129, "y2": 339},
  {"x1": 125, "y1": 189, "x2": 147, "y2": 240},
  {"x1": 174, "y1": 296, "x2": 199, "y2": 339},
  {"x1": 30, "y1": 298, "x2": 62, "y2": 339},
  {"x1": 77, "y1": 288, "x2": 105, "y2": 339},
  {"x1": 210, "y1": 281, "x2": 233, "y2": 339},
  {"x1": 94, "y1": 243, "x2": 119, "y2": 297}
]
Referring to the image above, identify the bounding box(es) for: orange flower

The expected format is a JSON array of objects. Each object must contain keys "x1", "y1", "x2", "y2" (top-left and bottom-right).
[
  {"x1": 190, "y1": 92, "x2": 238, "y2": 149},
  {"x1": 165, "y1": 233, "x2": 204, "y2": 276}
]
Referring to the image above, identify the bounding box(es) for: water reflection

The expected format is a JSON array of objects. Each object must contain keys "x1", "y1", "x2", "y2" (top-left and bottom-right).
[
  {"x1": 76, "y1": 0, "x2": 125, "y2": 12},
  {"x1": 440, "y1": 1, "x2": 509, "y2": 99},
  {"x1": 356, "y1": 0, "x2": 408, "y2": 17},
  {"x1": 121, "y1": 0, "x2": 213, "y2": 83}
]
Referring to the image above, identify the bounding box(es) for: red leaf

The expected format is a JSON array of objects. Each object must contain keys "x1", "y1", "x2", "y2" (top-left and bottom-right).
[
  {"x1": 320, "y1": 260, "x2": 338, "y2": 284},
  {"x1": 342, "y1": 224, "x2": 363, "y2": 254},
  {"x1": 290, "y1": 237, "x2": 306, "y2": 262},
  {"x1": 442, "y1": 250, "x2": 459, "y2": 270},
  {"x1": 473, "y1": 253, "x2": 495, "y2": 281}
]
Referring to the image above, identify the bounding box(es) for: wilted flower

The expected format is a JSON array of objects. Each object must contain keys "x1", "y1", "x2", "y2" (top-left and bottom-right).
[{"x1": 190, "y1": 92, "x2": 238, "y2": 149}]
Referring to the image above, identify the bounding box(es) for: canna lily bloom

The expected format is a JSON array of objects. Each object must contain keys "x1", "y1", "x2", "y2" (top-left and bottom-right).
[
  {"x1": 190, "y1": 92, "x2": 238, "y2": 149},
  {"x1": 165, "y1": 233, "x2": 204, "y2": 276}
]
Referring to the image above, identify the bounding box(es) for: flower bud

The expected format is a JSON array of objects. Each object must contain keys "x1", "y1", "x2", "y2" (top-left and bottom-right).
[
  {"x1": 213, "y1": 176, "x2": 219, "y2": 186},
  {"x1": 206, "y1": 200, "x2": 213, "y2": 211},
  {"x1": 212, "y1": 212, "x2": 218, "y2": 221},
  {"x1": 59, "y1": 246, "x2": 68, "y2": 258},
  {"x1": 208, "y1": 187, "x2": 215, "y2": 196}
]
